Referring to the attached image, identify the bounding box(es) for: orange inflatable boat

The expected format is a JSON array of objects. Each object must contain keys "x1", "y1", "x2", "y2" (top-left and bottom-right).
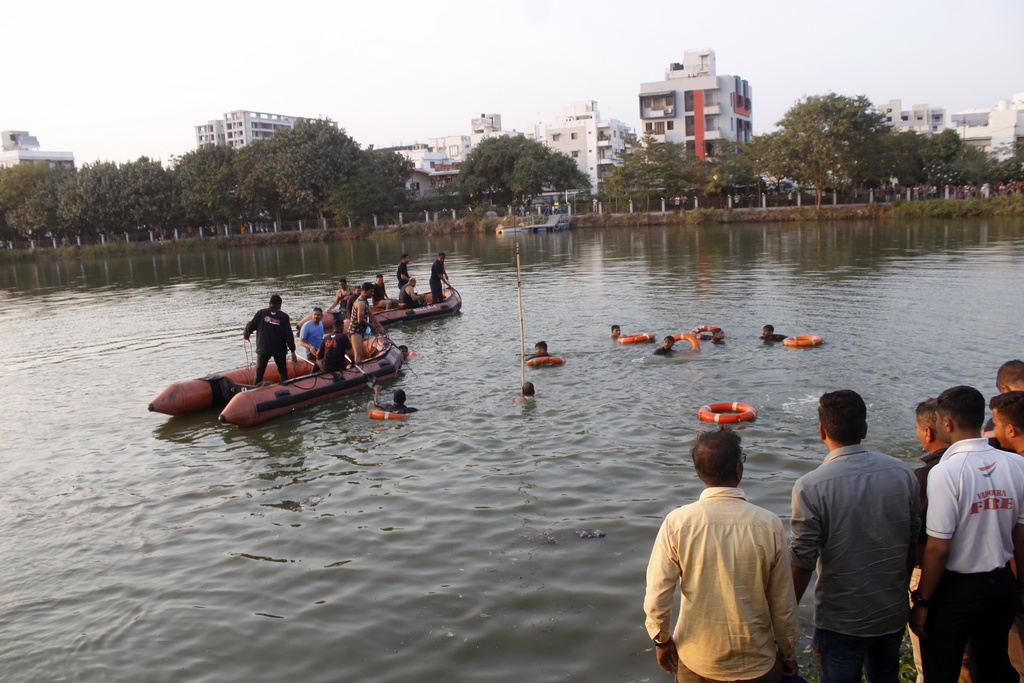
[
  {"x1": 149, "y1": 359, "x2": 314, "y2": 416},
  {"x1": 218, "y1": 336, "x2": 403, "y2": 427}
]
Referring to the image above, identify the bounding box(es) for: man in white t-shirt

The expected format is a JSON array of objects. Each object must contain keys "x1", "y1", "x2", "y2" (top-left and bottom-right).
[{"x1": 910, "y1": 385, "x2": 1024, "y2": 683}]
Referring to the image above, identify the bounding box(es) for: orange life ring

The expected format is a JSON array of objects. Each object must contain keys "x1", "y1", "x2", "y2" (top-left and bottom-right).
[
  {"x1": 368, "y1": 408, "x2": 410, "y2": 420},
  {"x1": 526, "y1": 356, "x2": 565, "y2": 366},
  {"x1": 782, "y1": 335, "x2": 823, "y2": 348},
  {"x1": 671, "y1": 332, "x2": 700, "y2": 350},
  {"x1": 617, "y1": 332, "x2": 655, "y2": 344},
  {"x1": 690, "y1": 324, "x2": 725, "y2": 337},
  {"x1": 698, "y1": 402, "x2": 757, "y2": 423}
]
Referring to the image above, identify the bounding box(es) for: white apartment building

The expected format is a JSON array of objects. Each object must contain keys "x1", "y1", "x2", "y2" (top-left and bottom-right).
[
  {"x1": 951, "y1": 93, "x2": 1024, "y2": 157},
  {"x1": 383, "y1": 143, "x2": 459, "y2": 197},
  {"x1": 638, "y1": 49, "x2": 752, "y2": 159},
  {"x1": 0, "y1": 131, "x2": 75, "y2": 169},
  {"x1": 195, "y1": 110, "x2": 298, "y2": 149},
  {"x1": 881, "y1": 100, "x2": 945, "y2": 134},
  {"x1": 428, "y1": 113, "x2": 508, "y2": 163},
  {"x1": 525, "y1": 101, "x2": 631, "y2": 193}
]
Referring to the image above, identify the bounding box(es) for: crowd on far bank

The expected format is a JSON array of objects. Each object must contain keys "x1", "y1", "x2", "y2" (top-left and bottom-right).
[{"x1": 645, "y1": 360, "x2": 1024, "y2": 683}]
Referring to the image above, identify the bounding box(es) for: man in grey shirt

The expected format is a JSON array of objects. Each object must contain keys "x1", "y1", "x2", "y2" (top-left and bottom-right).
[{"x1": 790, "y1": 389, "x2": 920, "y2": 683}]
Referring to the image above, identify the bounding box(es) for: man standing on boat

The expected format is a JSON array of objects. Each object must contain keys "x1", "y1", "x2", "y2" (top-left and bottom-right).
[
  {"x1": 244, "y1": 294, "x2": 297, "y2": 385},
  {"x1": 349, "y1": 283, "x2": 383, "y2": 365},
  {"x1": 429, "y1": 252, "x2": 450, "y2": 306},
  {"x1": 397, "y1": 254, "x2": 411, "y2": 294}
]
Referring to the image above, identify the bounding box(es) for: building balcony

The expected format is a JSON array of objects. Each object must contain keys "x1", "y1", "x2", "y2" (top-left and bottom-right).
[{"x1": 703, "y1": 104, "x2": 720, "y2": 115}]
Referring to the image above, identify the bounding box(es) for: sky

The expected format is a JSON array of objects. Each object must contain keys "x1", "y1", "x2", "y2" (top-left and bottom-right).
[{"x1": 4, "y1": 0, "x2": 1022, "y2": 167}]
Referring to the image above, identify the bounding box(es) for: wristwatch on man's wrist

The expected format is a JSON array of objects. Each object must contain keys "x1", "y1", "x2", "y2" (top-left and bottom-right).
[
  {"x1": 910, "y1": 589, "x2": 929, "y2": 608},
  {"x1": 653, "y1": 636, "x2": 671, "y2": 647}
]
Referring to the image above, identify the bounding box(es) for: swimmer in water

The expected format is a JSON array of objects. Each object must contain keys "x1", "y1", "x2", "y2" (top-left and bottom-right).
[{"x1": 515, "y1": 382, "x2": 536, "y2": 403}]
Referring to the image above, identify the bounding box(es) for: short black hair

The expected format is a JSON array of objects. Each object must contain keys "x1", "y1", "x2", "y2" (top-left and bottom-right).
[
  {"x1": 535, "y1": 341, "x2": 547, "y2": 351},
  {"x1": 270, "y1": 294, "x2": 282, "y2": 307},
  {"x1": 991, "y1": 391, "x2": 1024, "y2": 431},
  {"x1": 362, "y1": 282, "x2": 374, "y2": 292},
  {"x1": 522, "y1": 382, "x2": 535, "y2": 396},
  {"x1": 313, "y1": 307, "x2": 322, "y2": 314},
  {"x1": 915, "y1": 398, "x2": 939, "y2": 429},
  {"x1": 663, "y1": 336, "x2": 674, "y2": 343},
  {"x1": 691, "y1": 429, "x2": 742, "y2": 486},
  {"x1": 394, "y1": 389, "x2": 407, "y2": 405},
  {"x1": 763, "y1": 325, "x2": 774, "y2": 333},
  {"x1": 611, "y1": 325, "x2": 620, "y2": 331},
  {"x1": 936, "y1": 385, "x2": 986, "y2": 432},
  {"x1": 339, "y1": 277, "x2": 347, "y2": 283},
  {"x1": 818, "y1": 390, "x2": 867, "y2": 445},
  {"x1": 998, "y1": 360, "x2": 1024, "y2": 390},
  {"x1": 400, "y1": 253, "x2": 409, "y2": 259},
  {"x1": 438, "y1": 252, "x2": 446, "y2": 258}
]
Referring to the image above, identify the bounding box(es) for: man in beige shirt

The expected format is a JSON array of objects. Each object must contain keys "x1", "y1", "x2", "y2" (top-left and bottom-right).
[{"x1": 644, "y1": 429, "x2": 800, "y2": 682}]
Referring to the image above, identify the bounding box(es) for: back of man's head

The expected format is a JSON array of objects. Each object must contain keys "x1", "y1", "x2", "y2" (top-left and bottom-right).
[
  {"x1": 334, "y1": 317, "x2": 346, "y2": 330},
  {"x1": 269, "y1": 294, "x2": 282, "y2": 307},
  {"x1": 394, "y1": 389, "x2": 407, "y2": 405},
  {"x1": 990, "y1": 391, "x2": 1024, "y2": 431},
  {"x1": 818, "y1": 390, "x2": 867, "y2": 445},
  {"x1": 915, "y1": 397, "x2": 939, "y2": 428},
  {"x1": 936, "y1": 385, "x2": 985, "y2": 432},
  {"x1": 997, "y1": 360, "x2": 1024, "y2": 392},
  {"x1": 691, "y1": 429, "x2": 742, "y2": 486}
]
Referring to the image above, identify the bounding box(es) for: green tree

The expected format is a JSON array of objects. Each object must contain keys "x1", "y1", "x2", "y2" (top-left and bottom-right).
[
  {"x1": 235, "y1": 139, "x2": 285, "y2": 226},
  {"x1": 120, "y1": 157, "x2": 174, "y2": 230},
  {"x1": 58, "y1": 161, "x2": 130, "y2": 234},
  {"x1": 457, "y1": 136, "x2": 590, "y2": 206},
  {"x1": 272, "y1": 118, "x2": 363, "y2": 223},
  {"x1": 328, "y1": 147, "x2": 412, "y2": 222},
  {"x1": 173, "y1": 144, "x2": 240, "y2": 227},
  {"x1": 0, "y1": 162, "x2": 55, "y2": 239},
  {"x1": 743, "y1": 132, "x2": 792, "y2": 192},
  {"x1": 775, "y1": 93, "x2": 887, "y2": 206}
]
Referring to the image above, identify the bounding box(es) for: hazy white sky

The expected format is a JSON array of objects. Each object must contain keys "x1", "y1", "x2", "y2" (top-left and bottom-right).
[{"x1": 4, "y1": 0, "x2": 1021, "y2": 167}]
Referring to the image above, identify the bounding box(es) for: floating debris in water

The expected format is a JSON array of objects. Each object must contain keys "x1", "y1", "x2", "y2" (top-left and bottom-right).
[
  {"x1": 574, "y1": 529, "x2": 606, "y2": 539},
  {"x1": 522, "y1": 532, "x2": 558, "y2": 545}
]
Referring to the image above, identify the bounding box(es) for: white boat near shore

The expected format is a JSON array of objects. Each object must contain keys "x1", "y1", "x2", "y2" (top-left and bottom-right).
[{"x1": 496, "y1": 213, "x2": 571, "y2": 234}]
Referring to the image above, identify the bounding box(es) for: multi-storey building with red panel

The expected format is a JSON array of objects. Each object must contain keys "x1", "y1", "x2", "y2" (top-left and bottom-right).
[{"x1": 638, "y1": 49, "x2": 752, "y2": 159}]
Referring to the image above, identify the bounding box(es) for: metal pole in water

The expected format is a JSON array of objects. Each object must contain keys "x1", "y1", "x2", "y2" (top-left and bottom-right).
[{"x1": 516, "y1": 241, "x2": 525, "y2": 387}]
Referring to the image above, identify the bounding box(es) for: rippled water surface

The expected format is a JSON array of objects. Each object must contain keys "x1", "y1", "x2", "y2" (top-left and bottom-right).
[{"x1": 1, "y1": 219, "x2": 1022, "y2": 682}]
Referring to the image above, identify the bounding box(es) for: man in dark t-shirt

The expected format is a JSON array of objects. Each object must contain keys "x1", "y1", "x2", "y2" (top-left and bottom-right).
[
  {"x1": 761, "y1": 325, "x2": 787, "y2": 342},
  {"x1": 244, "y1": 294, "x2": 297, "y2": 384},
  {"x1": 653, "y1": 336, "x2": 676, "y2": 356},
  {"x1": 317, "y1": 318, "x2": 352, "y2": 373},
  {"x1": 397, "y1": 254, "x2": 411, "y2": 293},
  {"x1": 429, "y1": 252, "x2": 449, "y2": 305}
]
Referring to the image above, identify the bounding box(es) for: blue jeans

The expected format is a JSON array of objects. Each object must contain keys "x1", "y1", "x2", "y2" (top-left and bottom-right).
[{"x1": 811, "y1": 627, "x2": 903, "y2": 683}]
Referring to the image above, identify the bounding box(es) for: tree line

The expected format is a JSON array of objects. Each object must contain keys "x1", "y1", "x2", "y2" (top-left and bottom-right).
[
  {"x1": 607, "y1": 93, "x2": 1024, "y2": 208},
  {"x1": 0, "y1": 119, "x2": 413, "y2": 241}
]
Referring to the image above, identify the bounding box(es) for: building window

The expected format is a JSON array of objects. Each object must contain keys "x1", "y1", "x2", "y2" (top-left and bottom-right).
[
  {"x1": 684, "y1": 91, "x2": 694, "y2": 112},
  {"x1": 571, "y1": 151, "x2": 579, "y2": 158},
  {"x1": 686, "y1": 140, "x2": 696, "y2": 153},
  {"x1": 571, "y1": 132, "x2": 578, "y2": 140},
  {"x1": 645, "y1": 122, "x2": 653, "y2": 132},
  {"x1": 552, "y1": 133, "x2": 561, "y2": 141},
  {"x1": 685, "y1": 116, "x2": 695, "y2": 136},
  {"x1": 667, "y1": 121, "x2": 674, "y2": 131},
  {"x1": 704, "y1": 90, "x2": 719, "y2": 106},
  {"x1": 705, "y1": 115, "x2": 718, "y2": 132},
  {"x1": 654, "y1": 122, "x2": 665, "y2": 135}
]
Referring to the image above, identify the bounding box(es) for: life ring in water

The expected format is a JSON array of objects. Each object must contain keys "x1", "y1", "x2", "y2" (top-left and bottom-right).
[
  {"x1": 526, "y1": 356, "x2": 565, "y2": 366},
  {"x1": 698, "y1": 402, "x2": 757, "y2": 423},
  {"x1": 782, "y1": 335, "x2": 823, "y2": 347},
  {"x1": 690, "y1": 324, "x2": 723, "y2": 337},
  {"x1": 671, "y1": 332, "x2": 700, "y2": 350},
  {"x1": 368, "y1": 408, "x2": 410, "y2": 420},
  {"x1": 617, "y1": 333, "x2": 655, "y2": 344}
]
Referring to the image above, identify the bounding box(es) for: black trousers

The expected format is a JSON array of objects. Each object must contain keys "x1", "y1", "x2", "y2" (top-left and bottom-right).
[
  {"x1": 254, "y1": 352, "x2": 287, "y2": 384},
  {"x1": 921, "y1": 565, "x2": 1018, "y2": 683}
]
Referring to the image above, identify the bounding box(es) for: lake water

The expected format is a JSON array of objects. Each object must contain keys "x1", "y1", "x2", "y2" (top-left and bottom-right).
[{"x1": 1, "y1": 218, "x2": 1021, "y2": 682}]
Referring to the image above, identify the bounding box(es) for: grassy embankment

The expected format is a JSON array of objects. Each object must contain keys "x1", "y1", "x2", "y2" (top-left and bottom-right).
[{"x1": 3, "y1": 196, "x2": 1021, "y2": 264}]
